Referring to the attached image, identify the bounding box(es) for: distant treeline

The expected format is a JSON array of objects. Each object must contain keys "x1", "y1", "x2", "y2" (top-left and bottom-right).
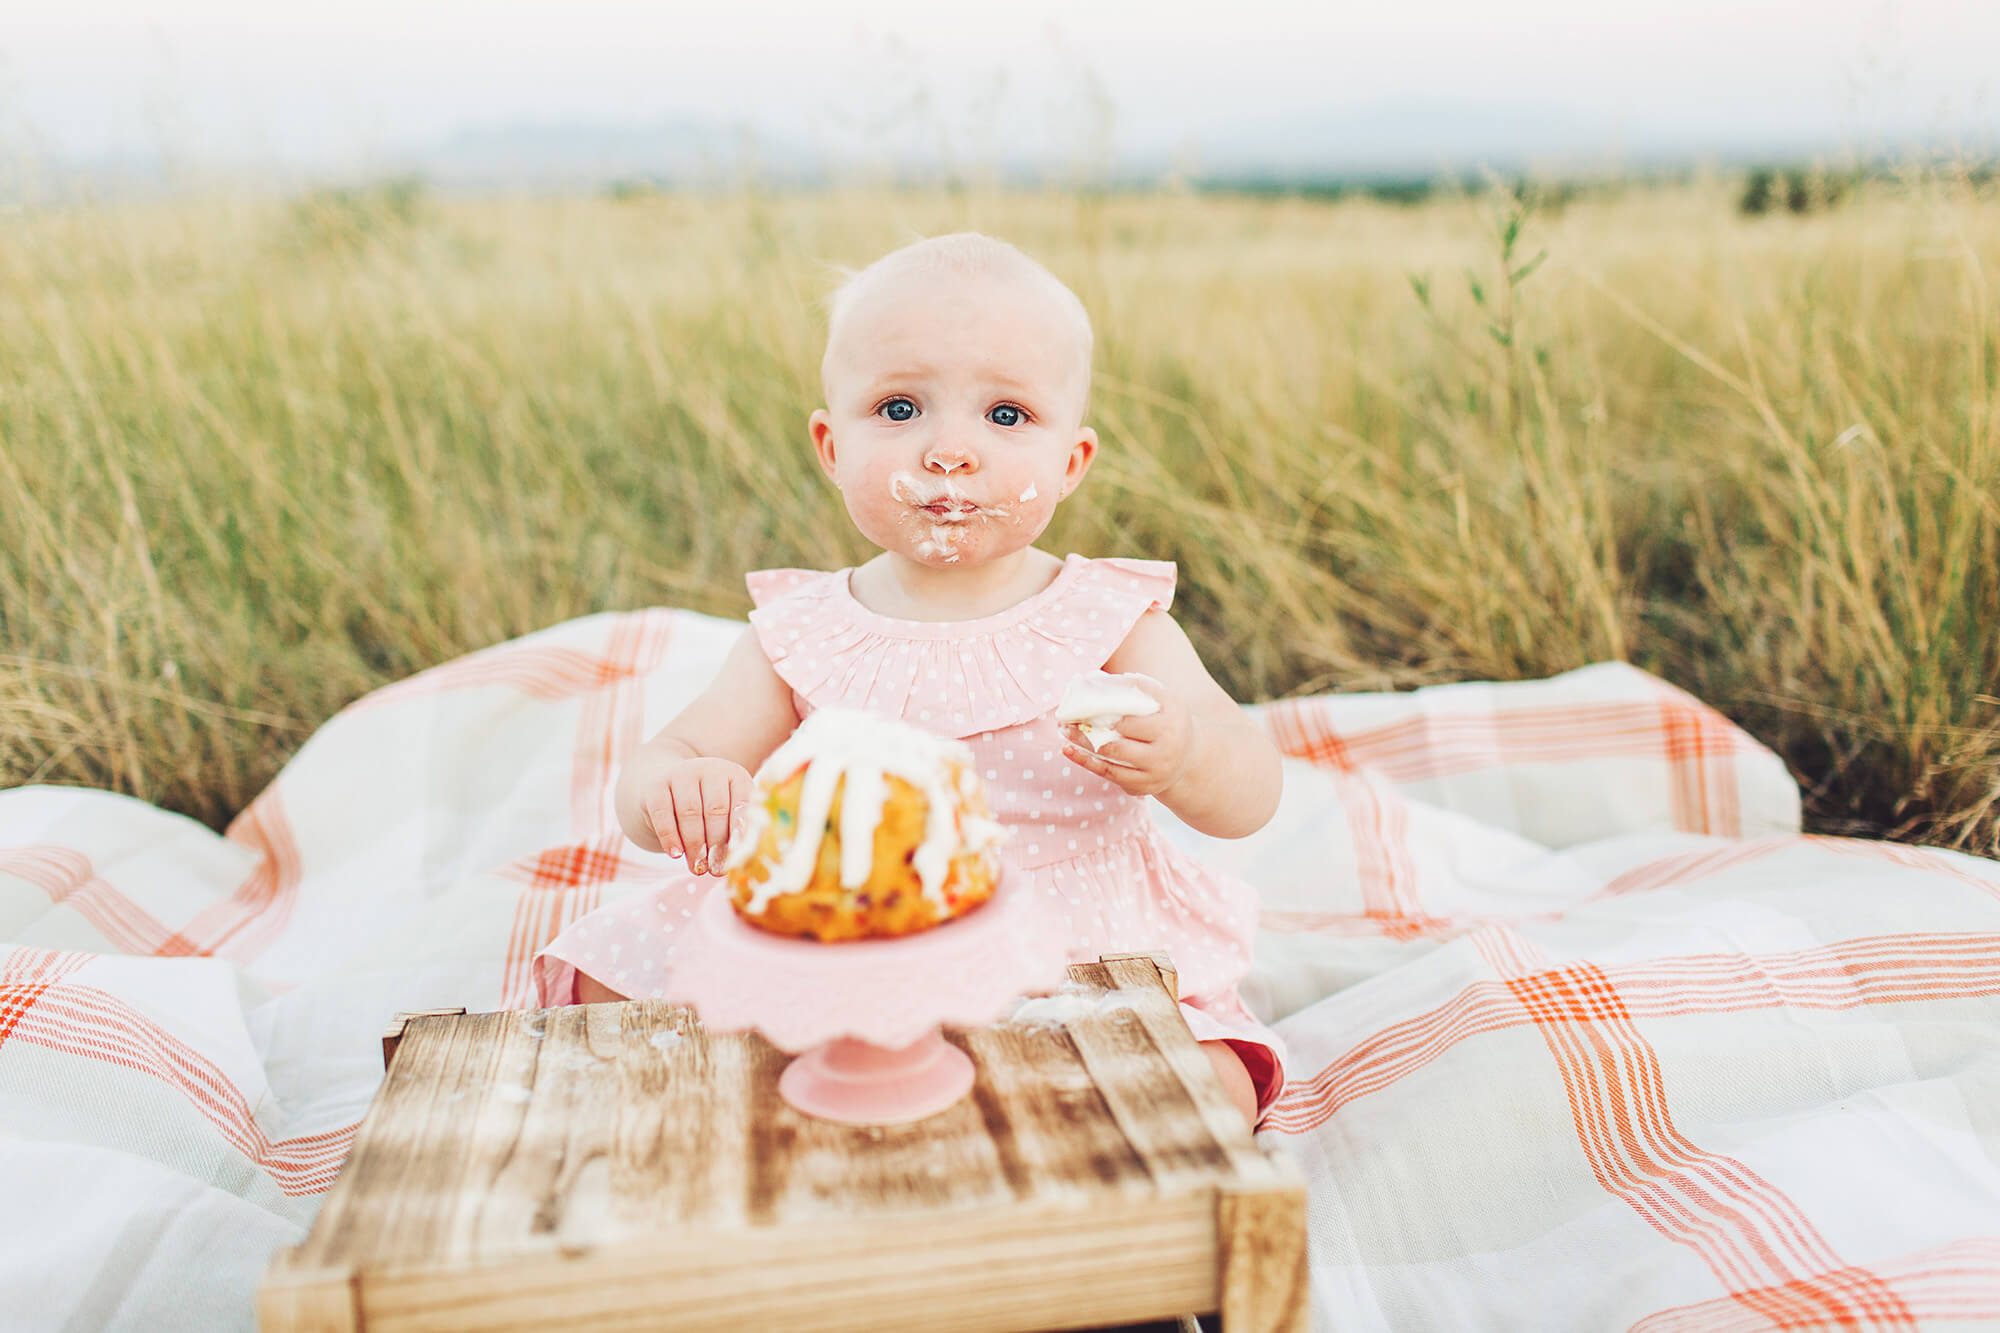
[
  {"x1": 1175, "y1": 159, "x2": 1998, "y2": 213},
  {"x1": 585, "y1": 159, "x2": 2000, "y2": 216}
]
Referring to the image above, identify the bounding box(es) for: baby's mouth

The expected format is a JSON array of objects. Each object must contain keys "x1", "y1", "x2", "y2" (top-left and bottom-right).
[{"x1": 919, "y1": 500, "x2": 980, "y2": 522}]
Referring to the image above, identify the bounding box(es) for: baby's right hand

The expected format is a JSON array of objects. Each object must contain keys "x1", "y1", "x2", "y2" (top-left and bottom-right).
[{"x1": 639, "y1": 757, "x2": 754, "y2": 876}]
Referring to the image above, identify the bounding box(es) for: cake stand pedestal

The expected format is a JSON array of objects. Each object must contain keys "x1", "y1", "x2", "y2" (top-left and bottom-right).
[{"x1": 660, "y1": 870, "x2": 1069, "y2": 1124}]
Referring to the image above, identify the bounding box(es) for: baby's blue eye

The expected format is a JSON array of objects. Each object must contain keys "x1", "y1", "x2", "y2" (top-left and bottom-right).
[
  {"x1": 990, "y1": 404, "x2": 1025, "y2": 427},
  {"x1": 880, "y1": 398, "x2": 916, "y2": 422}
]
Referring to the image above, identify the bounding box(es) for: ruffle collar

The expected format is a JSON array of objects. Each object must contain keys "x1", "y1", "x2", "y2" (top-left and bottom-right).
[{"x1": 745, "y1": 554, "x2": 1175, "y2": 739}]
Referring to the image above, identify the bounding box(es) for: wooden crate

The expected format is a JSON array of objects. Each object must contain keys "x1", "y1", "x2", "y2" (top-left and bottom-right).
[{"x1": 260, "y1": 953, "x2": 1307, "y2": 1332}]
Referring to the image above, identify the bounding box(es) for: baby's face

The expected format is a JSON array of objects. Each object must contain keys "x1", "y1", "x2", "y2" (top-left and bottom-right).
[{"x1": 809, "y1": 269, "x2": 1095, "y2": 568}]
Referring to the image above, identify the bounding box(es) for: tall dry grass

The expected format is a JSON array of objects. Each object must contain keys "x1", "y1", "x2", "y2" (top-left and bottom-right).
[{"x1": 2, "y1": 171, "x2": 1995, "y2": 851}]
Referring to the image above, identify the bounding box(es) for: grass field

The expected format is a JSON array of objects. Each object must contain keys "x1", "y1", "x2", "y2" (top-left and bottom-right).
[{"x1": 2, "y1": 168, "x2": 1995, "y2": 854}]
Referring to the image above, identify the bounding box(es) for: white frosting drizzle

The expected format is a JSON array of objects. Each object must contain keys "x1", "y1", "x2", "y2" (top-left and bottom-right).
[
  {"x1": 1054, "y1": 670, "x2": 1160, "y2": 751},
  {"x1": 723, "y1": 707, "x2": 1008, "y2": 914},
  {"x1": 885, "y1": 469, "x2": 1019, "y2": 563}
]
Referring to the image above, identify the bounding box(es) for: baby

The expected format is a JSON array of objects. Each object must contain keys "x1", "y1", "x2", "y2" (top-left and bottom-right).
[{"x1": 531, "y1": 232, "x2": 1289, "y2": 1128}]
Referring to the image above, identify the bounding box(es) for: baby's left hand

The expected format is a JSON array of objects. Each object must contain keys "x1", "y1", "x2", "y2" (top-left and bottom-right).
[{"x1": 1058, "y1": 674, "x2": 1198, "y2": 798}]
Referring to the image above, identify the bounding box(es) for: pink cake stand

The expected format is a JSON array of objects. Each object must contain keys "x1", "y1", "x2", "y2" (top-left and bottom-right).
[{"x1": 660, "y1": 869, "x2": 1070, "y2": 1125}]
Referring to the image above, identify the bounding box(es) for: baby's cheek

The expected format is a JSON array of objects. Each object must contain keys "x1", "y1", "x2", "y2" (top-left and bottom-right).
[
  {"x1": 842, "y1": 463, "x2": 913, "y2": 536},
  {"x1": 998, "y1": 465, "x2": 1059, "y2": 528}
]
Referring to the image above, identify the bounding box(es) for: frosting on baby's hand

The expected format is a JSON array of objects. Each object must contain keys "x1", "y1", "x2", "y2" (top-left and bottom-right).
[{"x1": 1055, "y1": 671, "x2": 1161, "y2": 751}]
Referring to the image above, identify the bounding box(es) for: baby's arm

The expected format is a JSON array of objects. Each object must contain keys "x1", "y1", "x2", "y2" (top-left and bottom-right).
[
  {"x1": 1099, "y1": 609, "x2": 1282, "y2": 839},
  {"x1": 613, "y1": 626, "x2": 799, "y2": 858}
]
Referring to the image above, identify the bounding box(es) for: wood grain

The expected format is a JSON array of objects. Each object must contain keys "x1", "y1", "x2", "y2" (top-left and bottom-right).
[{"x1": 264, "y1": 954, "x2": 1306, "y2": 1332}]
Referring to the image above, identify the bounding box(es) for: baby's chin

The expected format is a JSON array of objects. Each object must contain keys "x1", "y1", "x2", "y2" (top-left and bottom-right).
[
  {"x1": 888, "y1": 514, "x2": 1042, "y2": 568},
  {"x1": 907, "y1": 523, "x2": 1001, "y2": 566}
]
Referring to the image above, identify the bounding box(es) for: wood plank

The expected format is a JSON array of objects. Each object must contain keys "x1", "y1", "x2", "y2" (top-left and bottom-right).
[
  {"x1": 314, "y1": 963, "x2": 1239, "y2": 1271},
  {"x1": 955, "y1": 1018, "x2": 1155, "y2": 1200},
  {"x1": 1096, "y1": 950, "x2": 1180, "y2": 1006},
  {"x1": 727, "y1": 1026, "x2": 1017, "y2": 1223},
  {"x1": 1060, "y1": 961, "x2": 1272, "y2": 1191},
  {"x1": 381, "y1": 1008, "x2": 466, "y2": 1071},
  {"x1": 299, "y1": 1011, "x2": 521, "y2": 1267},
  {"x1": 256, "y1": 1260, "x2": 359, "y2": 1332},
  {"x1": 1217, "y1": 1153, "x2": 1310, "y2": 1333},
  {"x1": 276, "y1": 951, "x2": 1304, "y2": 1333},
  {"x1": 356, "y1": 1192, "x2": 1218, "y2": 1333}
]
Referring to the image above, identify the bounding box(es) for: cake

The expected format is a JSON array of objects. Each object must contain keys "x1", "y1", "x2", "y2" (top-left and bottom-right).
[
  {"x1": 718, "y1": 708, "x2": 1009, "y2": 942},
  {"x1": 1054, "y1": 670, "x2": 1160, "y2": 752}
]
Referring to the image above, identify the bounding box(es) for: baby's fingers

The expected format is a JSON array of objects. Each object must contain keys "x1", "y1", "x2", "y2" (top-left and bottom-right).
[
  {"x1": 1112, "y1": 708, "x2": 1163, "y2": 743},
  {"x1": 1062, "y1": 736, "x2": 1139, "y2": 778},
  {"x1": 670, "y1": 786, "x2": 709, "y2": 870},
  {"x1": 696, "y1": 775, "x2": 736, "y2": 875},
  {"x1": 642, "y1": 791, "x2": 685, "y2": 860},
  {"x1": 721, "y1": 772, "x2": 754, "y2": 861}
]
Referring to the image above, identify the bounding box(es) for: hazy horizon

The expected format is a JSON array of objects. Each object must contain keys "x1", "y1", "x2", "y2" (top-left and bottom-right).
[{"x1": 7, "y1": 0, "x2": 1998, "y2": 190}]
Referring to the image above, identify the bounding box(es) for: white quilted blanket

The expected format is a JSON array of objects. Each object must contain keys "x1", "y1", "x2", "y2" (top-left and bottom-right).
[{"x1": 5, "y1": 606, "x2": 1997, "y2": 1330}]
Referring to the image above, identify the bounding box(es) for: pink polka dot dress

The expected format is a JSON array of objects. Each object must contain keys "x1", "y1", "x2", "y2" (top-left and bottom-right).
[{"x1": 532, "y1": 552, "x2": 1289, "y2": 1120}]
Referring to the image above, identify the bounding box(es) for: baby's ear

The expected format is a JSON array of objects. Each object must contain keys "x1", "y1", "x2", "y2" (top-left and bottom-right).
[
  {"x1": 808, "y1": 409, "x2": 838, "y2": 474},
  {"x1": 1064, "y1": 426, "x2": 1097, "y2": 487}
]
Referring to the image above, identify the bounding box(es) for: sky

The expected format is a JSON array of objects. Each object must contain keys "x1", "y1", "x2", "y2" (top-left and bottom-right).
[{"x1": 4, "y1": 0, "x2": 1997, "y2": 182}]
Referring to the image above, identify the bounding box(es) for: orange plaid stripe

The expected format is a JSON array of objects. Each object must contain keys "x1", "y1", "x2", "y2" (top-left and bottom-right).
[
  {"x1": 0, "y1": 847, "x2": 179, "y2": 955},
  {"x1": 1262, "y1": 696, "x2": 1357, "y2": 771},
  {"x1": 1264, "y1": 932, "x2": 2000, "y2": 1135},
  {"x1": 1258, "y1": 693, "x2": 1752, "y2": 835},
  {"x1": 347, "y1": 641, "x2": 658, "y2": 713},
  {"x1": 1259, "y1": 838, "x2": 1800, "y2": 943},
  {"x1": 1510, "y1": 960, "x2": 1916, "y2": 1328},
  {"x1": 1469, "y1": 922, "x2": 1549, "y2": 978},
  {"x1": 495, "y1": 834, "x2": 637, "y2": 1005},
  {"x1": 11, "y1": 984, "x2": 357, "y2": 1194},
  {"x1": 0, "y1": 981, "x2": 51, "y2": 1049},
  {"x1": 1338, "y1": 770, "x2": 1425, "y2": 918},
  {"x1": 1256, "y1": 699, "x2": 1439, "y2": 920},
  {"x1": 1593, "y1": 837, "x2": 1791, "y2": 901},
  {"x1": 1, "y1": 947, "x2": 91, "y2": 985},
  {"x1": 499, "y1": 610, "x2": 680, "y2": 1008},
  {"x1": 1659, "y1": 696, "x2": 1743, "y2": 836},
  {"x1": 1256, "y1": 909, "x2": 1468, "y2": 939},
  {"x1": 1507, "y1": 960, "x2": 1632, "y2": 1025},
  {"x1": 1813, "y1": 836, "x2": 2000, "y2": 906},
  {"x1": 522, "y1": 841, "x2": 627, "y2": 890},
  {"x1": 147, "y1": 791, "x2": 304, "y2": 961},
  {"x1": 1635, "y1": 1239, "x2": 2000, "y2": 1331}
]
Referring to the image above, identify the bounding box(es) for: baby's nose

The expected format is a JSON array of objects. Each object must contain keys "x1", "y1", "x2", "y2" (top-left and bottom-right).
[{"x1": 924, "y1": 447, "x2": 977, "y2": 475}]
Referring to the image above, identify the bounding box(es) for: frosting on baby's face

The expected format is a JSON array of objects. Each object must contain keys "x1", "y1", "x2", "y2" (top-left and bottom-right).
[{"x1": 808, "y1": 267, "x2": 1096, "y2": 568}]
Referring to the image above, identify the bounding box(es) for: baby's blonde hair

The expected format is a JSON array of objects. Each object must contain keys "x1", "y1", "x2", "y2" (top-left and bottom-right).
[{"x1": 819, "y1": 232, "x2": 1095, "y2": 419}]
